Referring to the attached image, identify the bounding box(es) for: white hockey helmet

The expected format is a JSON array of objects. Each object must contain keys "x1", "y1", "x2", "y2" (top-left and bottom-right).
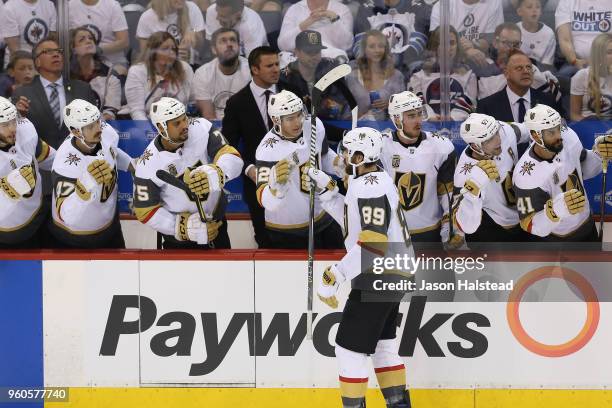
[
  {"x1": 64, "y1": 99, "x2": 100, "y2": 133},
  {"x1": 524, "y1": 104, "x2": 562, "y2": 148},
  {"x1": 0, "y1": 96, "x2": 18, "y2": 124},
  {"x1": 268, "y1": 90, "x2": 303, "y2": 120},
  {"x1": 388, "y1": 91, "x2": 427, "y2": 137},
  {"x1": 150, "y1": 97, "x2": 186, "y2": 142},
  {"x1": 460, "y1": 113, "x2": 500, "y2": 156},
  {"x1": 342, "y1": 127, "x2": 383, "y2": 169}
]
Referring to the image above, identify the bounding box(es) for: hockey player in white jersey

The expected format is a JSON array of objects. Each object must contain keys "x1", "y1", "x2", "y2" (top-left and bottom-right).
[
  {"x1": 382, "y1": 90, "x2": 459, "y2": 245},
  {"x1": 255, "y1": 90, "x2": 344, "y2": 249},
  {"x1": 306, "y1": 127, "x2": 413, "y2": 408},
  {"x1": 133, "y1": 97, "x2": 243, "y2": 249},
  {"x1": 0, "y1": 96, "x2": 55, "y2": 248},
  {"x1": 50, "y1": 99, "x2": 132, "y2": 248},
  {"x1": 513, "y1": 104, "x2": 609, "y2": 242},
  {"x1": 453, "y1": 113, "x2": 532, "y2": 243}
]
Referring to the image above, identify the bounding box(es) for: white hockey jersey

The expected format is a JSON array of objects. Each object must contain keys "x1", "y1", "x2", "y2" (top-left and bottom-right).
[
  {"x1": 133, "y1": 118, "x2": 243, "y2": 237},
  {"x1": 255, "y1": 117, "x2": 338, "y2": 235},
  {"x1": 513, "y1": 127, "x2": 602, "y2": 238},
  {"x1": 380, "y1": 130, "x2": 455, "y2": 235},
  {"x1": 51, "y1": 122, "x2": 130, "y2": 239},
  {"x1": 454, "y1": 122, "x2": 529, "y2": 233},
  {"x1": 321, "y1": 169, "x2": 413, "y2": 290},
  {"x1": 0, "y1": 118, "x2": 54, "y2": 243}
]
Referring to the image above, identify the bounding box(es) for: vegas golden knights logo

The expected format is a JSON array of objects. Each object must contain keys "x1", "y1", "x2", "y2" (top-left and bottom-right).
[
  {"x1": 395, "y1": 171, "x2": 426, "y2": 211},
  {"x1": 391, "y1": 154, "x2": 400, "y2": 168},
  {"x1": 562, "y1": 169, "x2": 585, "y2": 195},
  {"x1": 100, "y1": 166, "x2": 117, "y2": 203}
]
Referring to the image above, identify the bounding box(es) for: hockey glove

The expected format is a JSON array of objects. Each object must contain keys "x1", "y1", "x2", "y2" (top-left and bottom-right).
[
  {"x1": 87, "y1": 159, "x2": 113, "y2": 184},
  {"x1": 175, "y1": 212, "x2": 223, "y2": 244},
  {"x1": 183, "y1": 168, "x2": 209, "y2": 198},
  {"x1": 547, "y1": 189, "x2": 586, "y2": 221},
  {"x1": 317, "y1": 264, "x2": 345, "y2": 309},
  {"x1": 594, "y1": 134, "x2": 612, "y2": 160},
  {"x1": 463, "y1": 160, "x2": 499, "y2": 198},
  {"x1": 1, "y1": 165, "x2": 35, "y2": 199},
  {"x1": 304, "y1": 167, "x2": 338, "y2": 201},
  {"x1": 269, "y1": 159, "x2": 291, "y2": 198},
  {"x1": 440, "y1": 218, "x2": 465, "y2": 250}
]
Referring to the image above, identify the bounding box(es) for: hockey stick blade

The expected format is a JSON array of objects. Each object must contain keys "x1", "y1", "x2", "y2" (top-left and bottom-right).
[
  {"x1": 156, "y1": 169, "x2": 207, "y2": 222},
  {"x1": 313, "y1": 64, "x2": 351, "y2": 93}
]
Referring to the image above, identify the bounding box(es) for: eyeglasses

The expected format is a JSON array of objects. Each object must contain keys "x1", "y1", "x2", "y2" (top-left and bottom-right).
[
  {"x1": 511, "y1": 64, "x2": 534, "y2": 73},
  {"x1": 36, "y1": 48, "x2": 63, "y2": 58},
  {"x1": 497, "y1": 39, "x2": 522, "y2": 49}
]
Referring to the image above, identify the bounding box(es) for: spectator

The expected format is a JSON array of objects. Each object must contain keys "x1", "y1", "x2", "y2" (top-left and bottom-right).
[
  {"x1": 136, "y1": 0, "x2": 205, "y2": 64},
  {"x1": 12, "y1": 35, "x2": 98, "y2": 195},
  {"x1": 205, "y1": 0, "x2": 268, "y2": 57},
  {"x1": 0, "y1": 51, "x2": 35, "y2": 98},
  {"x1": 353, "y1": 0, "x2": 431, "y2": 68},
  {"x1": 346, "y1": 30, "x2": 404, "y2": 120},
  {"x1": 430, "y1": 0, "x2": 504, "y2": 69},
  {"x1": 408, "y1": 26, "x2": 477, "y2": 121},
  {"x1": 475, "y1": 22, "x2": 560, "y2": 102},
  {"x1": 246, "y1": 0, "x2": 281, "y2": 12},
  {"x1": 0, "y1": 0, "x2": 56, "y2": 56},
  {"x1": 125, "y1": 32, "x2": 194, "y2": 120},
  {"x1": 70, "y1": 27, "x2": 122, "y2": 121},
  {"x1": 478, "y1": 49, "x2": 561, "y2": 122},
  {"x1": 68, "y1": 0, "x2": 129, "y2": 73},
  {"x1": 555, "y1": 0, "x2": 611, "y2": 78},
  {"x1": 515, "y1": 0, "x2": 556, "y2": 70},
  {"x1": 278, "y1": 0, "x2": 354, "y2": 60},
  {"x1": 570, "y1": 33, "x2": 612, "y2": 121},
  {"x1": 194, "y1": 28, "x2": 251, "y2": 120},
  {"x1": 222, "y1": 46, "x2": 299, "y2": 248}
]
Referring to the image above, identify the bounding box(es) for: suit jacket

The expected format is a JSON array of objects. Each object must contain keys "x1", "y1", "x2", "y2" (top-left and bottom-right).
[
  {"x1": 13, "y1": 76, "x2": 98, "y2": 150},
  {"x1": 477, "y1": 86, "x2": 564, "y2": 122},
  {"x1": 13, "y1": 76, "x2": 98, "y2": 195}
]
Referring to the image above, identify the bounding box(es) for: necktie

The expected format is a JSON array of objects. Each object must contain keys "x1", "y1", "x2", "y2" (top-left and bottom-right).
[
  {"x1": 517, "y1": 97, "x2": 527, "y2": 123},
  {"x1": 49, "y1": 83, "x2": 61, "y2": 128},
  {"x1": 264, "y1": 90, "x2": 274, "y2": 130}
]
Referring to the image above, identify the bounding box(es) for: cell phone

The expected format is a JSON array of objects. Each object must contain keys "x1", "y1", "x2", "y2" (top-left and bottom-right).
[{"x1": 369, "y1": 91, "x2": 381, "y2": 103}]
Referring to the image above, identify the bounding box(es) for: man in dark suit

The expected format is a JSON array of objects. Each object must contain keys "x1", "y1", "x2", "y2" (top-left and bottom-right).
[
  {"x1": 478, "y1": 50, "x2": 563, "y2": 123},
  {"x1": 222, "y1": 46, "x2": 297, "y2": 248},
  {"x1": 13, "y1": 36, "x2": 98, "y2": 195}
]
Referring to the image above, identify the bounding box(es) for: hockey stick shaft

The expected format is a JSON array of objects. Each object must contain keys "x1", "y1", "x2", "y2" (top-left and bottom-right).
[
  {"x1": 600, "y1": 160, "x2": 608, "y2": 241},
  {"x1": 307, "y1": 64, "x2": 352, "y2": 340},
  {"x1": 156, "y1": 169, "x2": 208, "y2": 223}
]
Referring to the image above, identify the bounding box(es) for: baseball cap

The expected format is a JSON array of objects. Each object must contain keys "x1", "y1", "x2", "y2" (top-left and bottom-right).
[{"x1": 295, "y1": 30, "x2": 327, "y2": 52}]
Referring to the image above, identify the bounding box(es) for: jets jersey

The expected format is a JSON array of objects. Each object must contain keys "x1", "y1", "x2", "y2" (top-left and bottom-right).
[
  {"x1": 454, "y1": 122, "x2": 529, "y2": 233},
  {"x1": 0, "y1": 118, "x2": 54, "y2": 244},
  {"x1": 51, "y1": 122, "x2": 130, "y2": 242},
  {"x1": 513, "y1": 127, "x2": 602, "y2": 238},
  {"x1": 321, "y1": 169, "x2": 413, "y2": 290},
  {"x1": 380, "y1": 130, "x2": 456, "y2": 235},
  {"x1": 255, "y1": 118, "x2": 338, "y2": 235},
  {"x1": 133, "y1": 118, "x2": 243, "y2": 237}
]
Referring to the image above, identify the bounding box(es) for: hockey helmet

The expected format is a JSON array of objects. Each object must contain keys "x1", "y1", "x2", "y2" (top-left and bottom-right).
[
  {"x1": 64, "y1": 99, "x2": 100, "y2": 133},
  {"x1": 460, "y1": 113, "x2": 500, "y2": 156},
  {"x1": 342, "y1": 127, "x2": 383, "y2": 169},
  {"x1": 150, "y1": 97, "x2": 186, "y2": 142},
  {"x1": 524, "y1": 104, "x2": 561, "y2": 148},
  {"x1": 0, "y1": 96, "x2": 18, "y2": 124}
]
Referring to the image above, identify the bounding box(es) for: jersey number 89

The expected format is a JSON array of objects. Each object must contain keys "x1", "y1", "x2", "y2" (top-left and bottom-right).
[{"x1": 361, "y1": 206, "x2": 386, "y2": 226}]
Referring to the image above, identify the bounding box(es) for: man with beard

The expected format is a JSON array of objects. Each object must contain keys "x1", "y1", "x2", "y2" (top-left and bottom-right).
[
  {"x1": 513, "y1": 104, "x2": 611, "y2": 242},
  {"x1": 194, "y1": 28, "x2": 251, "y2": 120}
]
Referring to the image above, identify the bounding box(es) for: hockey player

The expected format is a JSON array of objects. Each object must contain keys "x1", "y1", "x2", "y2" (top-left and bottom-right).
[
  {"x1": 453, "y1": 113, "x2": 532, "y2": 242},
  {"x1": 513, "y1": 104, "x2": 610, "y2": 241},
  {"x1": 133, "y1": 97, "x2": 243, "y2": 249},
  {"x1": 0, "y1": 96, "x2": 55, "y2": 248},
  {"x1": 382, "y1": 90, "x2": 459, "y2": 246},
  {"x1": 306, "y1": 127, "x2": 412, "y2": 408},
  {"x1": 50, "y1": 99, "x2": 132, "y2": 248},
  {"x1": 254, "y1": 90, "x2": 344, "y2": 249}
]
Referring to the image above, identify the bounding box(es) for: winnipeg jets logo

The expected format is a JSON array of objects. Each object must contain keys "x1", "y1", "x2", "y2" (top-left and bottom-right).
[
  {"x1": 520, "y1": 161, "x2": 535, "y2": 176},
  {"x1": 459, "y1": 162, "x2": 475, "y2": 175},
  {"x1": 65, "y1": 153, "x2": 81, "y2": 166},
  {"x1": 263, "y1": 138, "x2": 278, "y2": 148},
  {"x1": 139, "y1": 149, "x2": 153, "y2": 165},
  {"x1": 364, "y1": 174, "x2": 379, "y2": 185}
]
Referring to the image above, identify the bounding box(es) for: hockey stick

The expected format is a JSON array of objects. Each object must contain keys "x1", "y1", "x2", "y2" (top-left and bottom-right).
[
  {"x1": 307, "y1": 64, "x2": 352, "y2": 340},
  {"x1": 600, "y1": 159, "x2": 608, "y2": 242},
  {"x1": 156, "y1": 169, "x2": 208, "y2": 223}
]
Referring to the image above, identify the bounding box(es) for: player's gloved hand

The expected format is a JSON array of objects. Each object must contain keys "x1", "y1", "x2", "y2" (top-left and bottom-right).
[
  {"x1": 175, "y1": 212, "x2": 224, "y2": 244},
  {"x1": 463, "y1": 160, "x2": 499, "y2": 198},
  {"x1": 548, "y1": 189, "x2": 586, "y2": 221},
  {"x1": 594, "y1": 134, "x2": 612, "y2": 160},
  {"x1": 183, "y1": 167, "x2": 210, "y2": 198},
  {"x1": 0, "y1": 165, "x2": 35, "y2": 199},
  {"x1": 317, "y1": 264, "x2": 345, "y2": 309},
  {"x1": 440, "y1": 218, "x2": 465, "y2": 250},
  {"x1": 87, "y1": 159, "x2": 113, "y2": 185},
  {"x1": 304, "y1": 167, "x2": 338, "y2": 201},
  {"x1": 195, "y1": 164, "x2": 226, "y2": 194},
  {"x1": 269, "y1": 159, "x2": 291, "y2": 198}
]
